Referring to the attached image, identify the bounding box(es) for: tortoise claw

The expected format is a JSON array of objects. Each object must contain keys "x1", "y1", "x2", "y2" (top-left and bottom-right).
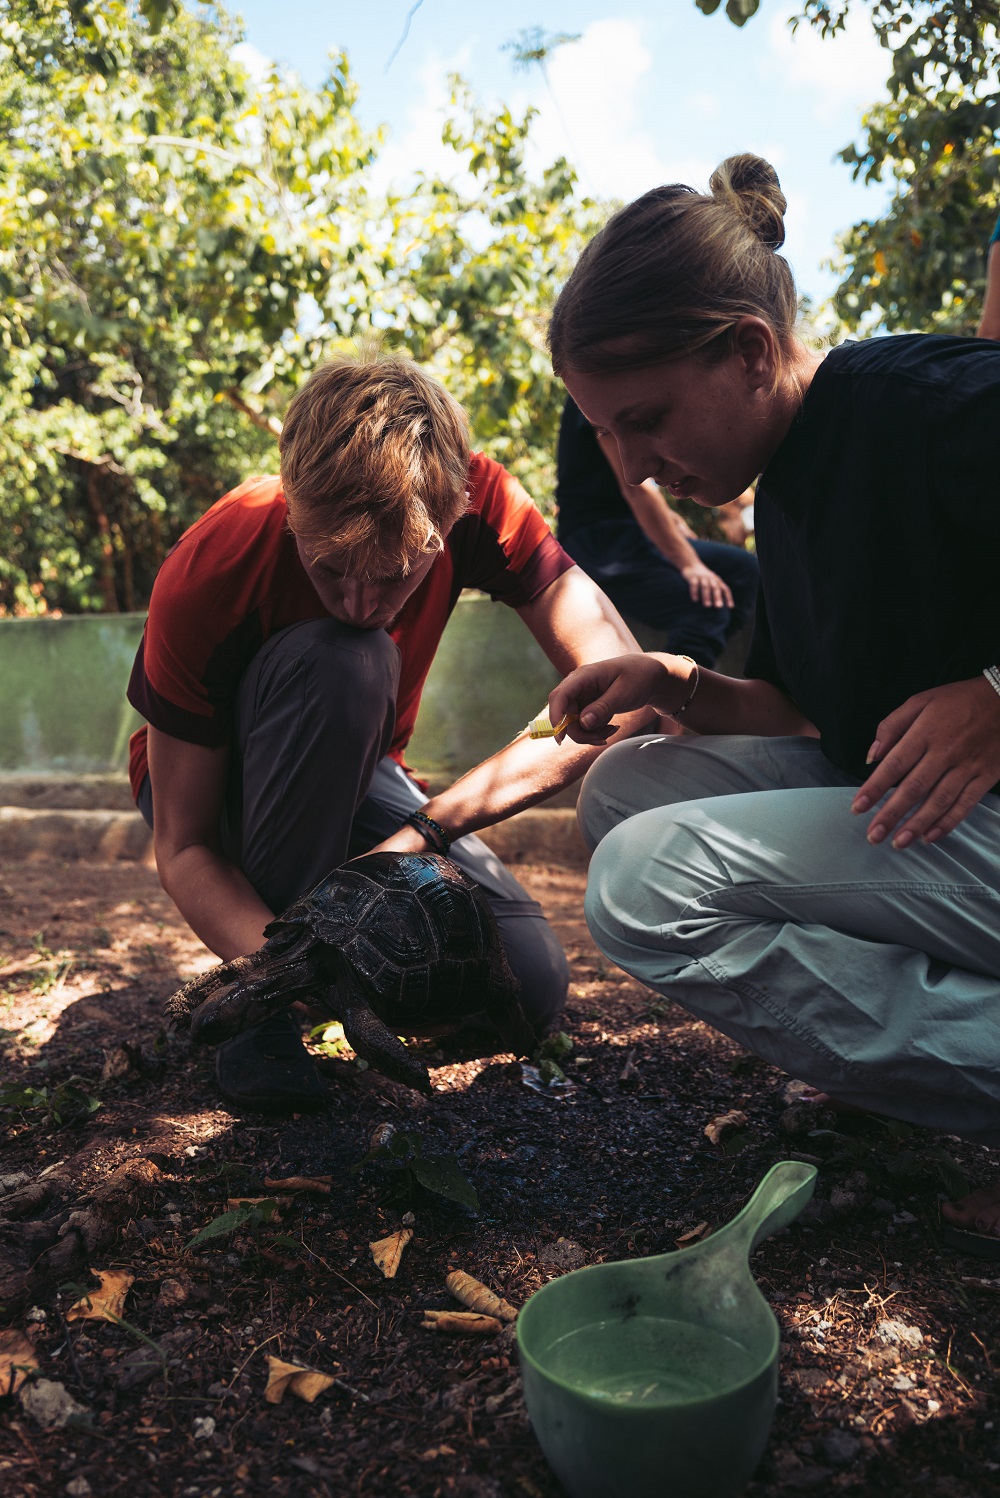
[{"x1": 164, "y1": 955, "x2": 256, "y2": 1029}]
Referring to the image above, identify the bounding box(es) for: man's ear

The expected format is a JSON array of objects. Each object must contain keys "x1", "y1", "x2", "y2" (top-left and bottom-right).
[{"x1": 730, "y1": 316, "x2": 779, "y2": 392}]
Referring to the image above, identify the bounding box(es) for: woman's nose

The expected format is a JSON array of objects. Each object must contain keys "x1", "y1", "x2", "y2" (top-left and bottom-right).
[{"x1": 619, "y1": 441, "x2": 657, "y2": 489}]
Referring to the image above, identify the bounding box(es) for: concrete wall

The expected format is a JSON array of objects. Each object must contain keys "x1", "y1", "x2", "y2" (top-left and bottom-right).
[
  {"x1": 0, "y1": 596, "x2": 559, "y2": 783},
  {"x1": 0, "y1": 614, "x2": 146, "y2": 774}
]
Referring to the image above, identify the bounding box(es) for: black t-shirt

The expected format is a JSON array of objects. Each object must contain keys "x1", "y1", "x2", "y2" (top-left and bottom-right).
[
  {"x1": 746, "y1": 333, "x2": 1000, "y2": 779},
  {"x1": 555, "y1": 396, "x2": 632, "y2": 537}
]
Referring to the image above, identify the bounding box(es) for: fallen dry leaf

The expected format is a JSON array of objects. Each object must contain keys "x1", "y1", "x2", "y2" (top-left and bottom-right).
[
  {"x1": 704, "y1": 1110, "x2": 749, "y2": 1146},
  {"x1": 264, "y1": 1355, "x2": 336, "y2": 1405},
  {"x1": 0, "y1": 1329, "x2": 39, "y2": 1396},
  {"x1": 445, "y1": 1270, "x2": 518, "y2": 1322},
  {"x1": 421, "y1": 1310, "x2": 503, "y2": 1336},
  {"x1": 67, "y1": 1269, "x2": 135, "y2": 1323},
  {"x1": 619, "y1": 1047, "x2": 639, "y2": 1083},
  {"x1": 675, "y1": 1222, "x2": 711, "y2": 1248},
  {"x1": 263, "y1": 1175, "x2": 332, "y2": 1195},
  {"x1": 101, "y1": 1045, "x2": 133, "y2": 1083},
  {"x1": 370, "y1": 1228, "x2": 413, "y2": 1279}
]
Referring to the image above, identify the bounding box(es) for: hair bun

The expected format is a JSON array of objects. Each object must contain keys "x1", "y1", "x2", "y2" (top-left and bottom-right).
[{"x1": 709, "y1": 154, "x2": 786, "y2": 251}]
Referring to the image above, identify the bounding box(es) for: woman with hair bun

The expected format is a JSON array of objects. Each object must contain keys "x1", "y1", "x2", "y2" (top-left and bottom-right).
[{"x1": 547, "y1": 154, "x2": 1000, "y2": 1254}]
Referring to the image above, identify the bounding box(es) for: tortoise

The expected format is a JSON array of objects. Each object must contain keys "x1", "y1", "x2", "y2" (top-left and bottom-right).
[{"x1": 164, "y1": 851, "x2": 537, "y2": 1095}]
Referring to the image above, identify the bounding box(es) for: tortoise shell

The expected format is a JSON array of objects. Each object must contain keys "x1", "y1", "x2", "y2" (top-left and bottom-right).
[
  {"x1": 165, "y1": 852, "x2": 535, "y2": 1094},
  {"x1": 267, "y1": 851, "x2": 519, "y2": 1026}
]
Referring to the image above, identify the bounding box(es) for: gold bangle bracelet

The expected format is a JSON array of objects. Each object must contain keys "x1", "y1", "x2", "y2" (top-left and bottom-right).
[{"x1": 671, "y1": 655, "x2": 701, "y2": 717}]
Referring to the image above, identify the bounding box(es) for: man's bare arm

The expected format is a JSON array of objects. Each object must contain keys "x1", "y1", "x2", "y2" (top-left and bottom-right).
[
  {"x1": 978, "y1": 241, "x2": 1000, "y2": 340},
  {"x1": 147, "y1": 727, "x2": 274, "y2": 960},
  {"x1": 373, "y1": 568, "x2": 659, "y2": 849}
]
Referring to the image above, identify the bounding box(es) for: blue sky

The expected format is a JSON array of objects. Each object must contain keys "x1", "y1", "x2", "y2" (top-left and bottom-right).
[{"x1": 227, "y1": 0, "x2": 895, "y2": 306}]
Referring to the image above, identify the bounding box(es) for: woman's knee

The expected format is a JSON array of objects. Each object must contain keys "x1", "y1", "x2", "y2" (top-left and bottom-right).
[{"x1": 577, "y1": 738, "x2": 654, "y2": 850}]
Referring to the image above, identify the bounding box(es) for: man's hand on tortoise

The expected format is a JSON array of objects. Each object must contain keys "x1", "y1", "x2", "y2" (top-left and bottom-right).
[
  {"x1": 852, "y1": 677, "x2": 1000, "y2": 848},
  {"x1": 680, "y1": 562, "x2": 734, "y2": 610}
]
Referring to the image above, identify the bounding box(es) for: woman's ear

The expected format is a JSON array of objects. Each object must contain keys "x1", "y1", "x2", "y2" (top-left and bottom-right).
[{"x1": 730, "y1": 315, "x2": 779, "y2": 392}]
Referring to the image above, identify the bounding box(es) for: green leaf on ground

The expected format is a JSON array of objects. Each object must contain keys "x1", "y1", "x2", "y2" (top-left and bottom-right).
[
  {"x1": 187, "y1": 1199, "x2": 278, "y2": 1248},
  {"x1": 410, "y1": 1155, "x2": 480, "y2": 1212}
]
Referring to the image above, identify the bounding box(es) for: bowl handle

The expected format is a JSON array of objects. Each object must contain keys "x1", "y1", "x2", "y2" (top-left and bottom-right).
[{"x1": 731, "y1": 1160, "x2": 818, "y2": 1254}]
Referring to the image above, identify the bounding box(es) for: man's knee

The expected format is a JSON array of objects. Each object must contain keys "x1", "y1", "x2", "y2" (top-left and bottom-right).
[
  {"x1": 237, "y1": 619, "x2": 399, "y2": 754},
  {"x1": 584, "y1": 801, "x2": 720, "y2": 964},
  {"x1": 493, "y1": 907, "x2": 568, "y2": 1033},
  {"x1": 255, "y1": 619, "x2": 398, "y2": 708}
]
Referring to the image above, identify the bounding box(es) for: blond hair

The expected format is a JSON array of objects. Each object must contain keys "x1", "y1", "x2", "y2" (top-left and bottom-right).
[
  {"x1": 549, "y1": 154, "x2": 797, "y2": 375},
  {"x1": 279, "y1": 346, "x2": 470, "y2": 578}
]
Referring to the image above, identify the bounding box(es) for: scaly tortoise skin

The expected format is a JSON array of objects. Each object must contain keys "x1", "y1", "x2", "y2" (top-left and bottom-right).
[{"x1": 164, "y1": 852, "x2": 536, "y2": 1095}]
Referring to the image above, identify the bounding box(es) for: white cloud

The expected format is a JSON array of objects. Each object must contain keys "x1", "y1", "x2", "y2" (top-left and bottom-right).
[
  {"x1": 524, "y1": 19, "x2": 715, "y2": 202},
  {"x1": 366, "y1": 46, "x2": 474, "y2": 196},
  {"x1": 685, "y1": 91, "x2": 721, "y2": 119},
  {"x1": 765, "y1": 6, "x2": 888, "y2": 119},
  {"x1": 231, "y1": 41, "x2": 273, "y2": 82}
]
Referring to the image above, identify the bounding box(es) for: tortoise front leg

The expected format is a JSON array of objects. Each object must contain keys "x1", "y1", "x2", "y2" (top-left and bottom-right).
[{"x1": 334, "y1": 977, "x2": 433, "y2": 1096}]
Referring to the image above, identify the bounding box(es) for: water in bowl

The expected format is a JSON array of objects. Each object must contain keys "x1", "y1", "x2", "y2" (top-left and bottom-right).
[{"x1": 541, "y1": 1316, "x2": 759, "y2": 1406}]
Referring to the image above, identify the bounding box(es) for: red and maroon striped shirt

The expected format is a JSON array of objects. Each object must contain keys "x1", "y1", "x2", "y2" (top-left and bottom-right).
[{"x1": 127, "y1": 453, "x2": 572, "y2": 799}]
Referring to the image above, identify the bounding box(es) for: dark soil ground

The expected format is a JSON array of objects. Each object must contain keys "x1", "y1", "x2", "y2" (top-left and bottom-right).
[{"x1": 0, "y1": 855, "x2": 998, "y2": 1497}]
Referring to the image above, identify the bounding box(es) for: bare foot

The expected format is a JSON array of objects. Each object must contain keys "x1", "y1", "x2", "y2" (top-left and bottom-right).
[
  {"x1": 941, "y1": 1183, "x2": 1000, "y2": 1239},
  {"x1": 797, "y1": 1086, "x2": 869, "y2": 1117}
]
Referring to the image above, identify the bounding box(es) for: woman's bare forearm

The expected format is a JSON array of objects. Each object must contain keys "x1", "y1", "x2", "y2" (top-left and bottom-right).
[{"x1": 661, "y1": 660, "x2": 816, "y2": 737}]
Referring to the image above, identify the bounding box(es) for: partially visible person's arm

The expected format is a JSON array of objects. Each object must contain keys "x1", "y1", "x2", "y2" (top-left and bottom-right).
[
  {"x1": 714, "y1": 491, "x2": 754, "y2": 546},
  {"x1": 978, "y1": 222, "x2": 1000, "y2": 339},
  {"x1": 147, "y1": 727, "x2": 274, "y2": 960},
  {"x1": 370, "y1": 568, "x2": 662, "y2": 852},
  {"x1": 596, "y1": 431, "x2": 734, "y2": 610}
]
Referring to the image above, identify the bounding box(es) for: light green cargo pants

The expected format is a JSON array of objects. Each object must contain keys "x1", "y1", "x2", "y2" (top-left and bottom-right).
[{"x1": 579, "y1": 735, "x2": 1000, "y2": 1143}]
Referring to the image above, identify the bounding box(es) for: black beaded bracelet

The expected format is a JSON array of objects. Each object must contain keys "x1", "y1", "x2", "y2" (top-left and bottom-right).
[{"x1": 404, "y1": 810, "x2": 452, "y2": 856}]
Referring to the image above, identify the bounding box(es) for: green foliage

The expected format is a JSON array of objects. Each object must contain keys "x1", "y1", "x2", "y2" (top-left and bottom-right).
[
  {"x1": 186, "y1": 1197, "x2": 279, "y2": 1248},
  {"x1": 0, "y1": 1, "x2": 597, "y2": 614},
  {"x1": 831, "y1": 90, "x2": 998, "y2": 333},
  {"x1": 0, "y1": 1078, "x2": 101, "y2": 1128},
  {"x1": 533, "y1": 1029, "x2": 574, "y2": 1085},
  {"x1": 354, "y1": 1128, "x2": 480, "y2": 1212},
  {"x1": 818, "y1": 3, "x2": 1000, "y2": 334},
  {"x1": 308, "y1": 1019, "x2": 350, "y2": 1057},
  {"x1": 695, "y1": 0, "x2": 760, "y2": 26},
  {"x1": 503, "y1": 27, "x2": 582, "y2": 70},
  {"x1": 699, "y1": 0, "x2": 1000, "y2": 334}
]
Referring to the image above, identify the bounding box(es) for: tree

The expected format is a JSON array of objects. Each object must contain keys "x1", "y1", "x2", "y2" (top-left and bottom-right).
[
  {"x1": 1, "y1": 0, "x2": 383, "y2": 613},
  {"x1": 0, "y1": 1, "x2": 595, "y2": 614},
  {"x1": 372, "y1": 78, "x2": 599, "y2": 502},
  {"x1": 696, "y1": 1, "x2": 1000, "y2": 333}
]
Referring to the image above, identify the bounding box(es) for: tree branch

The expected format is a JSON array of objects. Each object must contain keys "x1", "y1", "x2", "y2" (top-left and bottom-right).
[{"x1": 222, "y1": 389, "x2": 283, "y2": 438}]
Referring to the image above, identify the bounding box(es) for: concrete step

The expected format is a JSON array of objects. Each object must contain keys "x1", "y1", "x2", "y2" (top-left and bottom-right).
[
  {"x1": 0, "y1": 782, "x2": 588, "y2": 868},
  {"x1": 0, "y1": 806, "x2": 153, "y2": 862},
  {"x1": 0, "y1": 773, "x2": 136, "y2": 812}
]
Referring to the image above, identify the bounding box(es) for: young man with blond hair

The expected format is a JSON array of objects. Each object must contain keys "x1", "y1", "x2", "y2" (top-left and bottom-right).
[{"x1": 128, "y1": 348, "x2": 648, "y2": 1111}]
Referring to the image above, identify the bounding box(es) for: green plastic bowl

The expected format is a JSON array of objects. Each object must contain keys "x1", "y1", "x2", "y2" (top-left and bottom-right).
[{"x1": 518, "y1": 1160, "x2": 817, "y2": 1498}]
